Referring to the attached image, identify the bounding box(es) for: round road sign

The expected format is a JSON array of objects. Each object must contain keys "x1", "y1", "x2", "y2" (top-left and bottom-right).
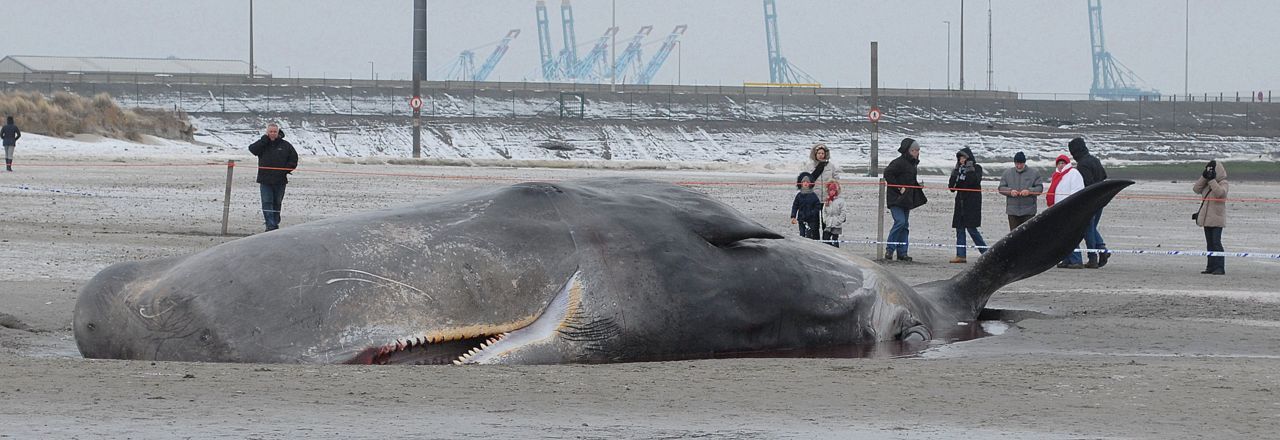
[
  {"x1": 868, "y1": 107, "x2": 882, "y2": 123},
  {"x1": 409, "y1": 96, "x2": 423, "y2": 110}
]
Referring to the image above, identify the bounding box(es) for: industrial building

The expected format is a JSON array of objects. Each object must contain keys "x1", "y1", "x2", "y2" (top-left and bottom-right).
[{"x1": 0, "y1": 55, "x2": 269, "y2": 82}]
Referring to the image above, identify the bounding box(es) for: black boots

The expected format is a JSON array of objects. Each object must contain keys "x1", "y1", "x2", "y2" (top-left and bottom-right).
[{"x1": 4, "y1": 159, "x2": 10, "y2": 171}]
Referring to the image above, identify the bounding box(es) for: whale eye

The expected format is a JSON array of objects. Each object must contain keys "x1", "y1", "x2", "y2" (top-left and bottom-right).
[
  {"x1": 902, "y1": 325, "x2": 930, "y2": 342},
  {"x1": 86, "y1": 323, "x2": 97, "y2": 331},
  {"x1": 198, "y1": 331, "x2": 212, "y2": 344}
]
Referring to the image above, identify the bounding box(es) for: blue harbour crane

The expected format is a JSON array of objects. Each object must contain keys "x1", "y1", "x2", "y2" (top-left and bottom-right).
[
  {"x1": 473, "y1": 29, "x2": 520, "y2": 81},
  {"x1": 559, "y1": 0, "x2": 580, "y2": 79},
  {"x1": 637, "y1": 25, "x2": 688, "y2": 85},
  {"x1": 443, "y1": 51, "x2": 475, "y2": 81},
  {"x1": 611, "y1": 26, "x2": 654, "y2": 83},
  {"x1": 762, "y1": 0, "x2": 816, "y2": 85},
  {"x1": 535, "y1": 0, "x2": 560, "y2": 81},
  {"x1": 1087, "y1": 0, "x2": 1159, "y2": 100},
  {"x1": 443, "y1": 29, "x2": 521, "y2": 82},
  {"x1": 567, "y1": 27, "x2": 620, "y2": 81}
]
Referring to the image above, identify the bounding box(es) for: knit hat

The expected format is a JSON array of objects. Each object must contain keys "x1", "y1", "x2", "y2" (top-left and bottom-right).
[
  {"x1": 795, "y1": 172, "x2": 813, "y2": 189},
  {"x1": 1055, "y1": 154, "x2": 1071, "y2": 165},
  {"x1": 1013, "y1": 152, "x2": 1026, "y2": 163}
]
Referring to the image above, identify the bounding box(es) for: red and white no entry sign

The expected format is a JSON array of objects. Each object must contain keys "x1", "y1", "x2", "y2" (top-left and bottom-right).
[
  {"x1": 409, "y1": 96, "x2": 423, "y2": 110},
  {"x1": 868, "y1": 107, "x2": 882, "y2": 123}
]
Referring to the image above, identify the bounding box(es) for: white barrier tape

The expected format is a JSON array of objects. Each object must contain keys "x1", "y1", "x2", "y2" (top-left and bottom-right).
[
  {"x1": 822, "y1": 239, "x2": 1280, "y2": 260},
  {"x1": 9, "y1": 184, "x2": 100, "y2": 197}
]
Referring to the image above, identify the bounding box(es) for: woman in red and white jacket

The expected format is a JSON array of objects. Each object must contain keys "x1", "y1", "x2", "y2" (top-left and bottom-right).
[{"x1": 1047, "y1": 154, "x2": 1086, "y2": 268}]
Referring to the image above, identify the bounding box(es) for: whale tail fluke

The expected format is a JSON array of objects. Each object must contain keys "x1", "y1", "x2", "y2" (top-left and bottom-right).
[{"x1": 917, "y1": 179, "x2": 1134, "y2": 320}]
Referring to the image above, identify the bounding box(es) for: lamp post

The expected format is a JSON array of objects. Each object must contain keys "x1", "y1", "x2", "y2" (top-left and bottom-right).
[
  {"x1": 610, "y1": 0, "x2": 616, "y2": 91},
  {"x1": 943, "y1": 20, "x2": 951, "y2": 90},
  {"x1": 248, "y1": 0, "x2": 255, "y2": 79},
  {"x1": 677, "y1": 40, "x2": 682, "y2": 85},
  {"x1": 959, "y1": 0, "x2": 965, "y2": 91},
  {"x1": 1184, "y1": 0, "x2": 1189, "y2": 98},
  {"x1": 369, "y1": 61, "x2": 375, "y2": 81}
]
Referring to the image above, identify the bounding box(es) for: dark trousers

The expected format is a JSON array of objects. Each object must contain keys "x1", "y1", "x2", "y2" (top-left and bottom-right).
[
  {"x1": 1204, "y1": 227, "x2": 1224, "y2": 272},
  {"x1": 1085, "y1": 208, "x2": 1106, "y2": 262},
  {"x1": 955, "y1": 227, "x2": 987, "y2": 257},
  {"x1": 822, "y1": 230, "x2": 840, "y2": 247},
  {"x1": 1008, "y1": 214, "x2": 1034, "y2": 231},
  {"x1": 800, "y1": 220, "x2": 820, "y2": 240},
  {"x1": 259, "y1": 183, "x2": 287, "y2": 231},
  {"x1": 887, "y1": 206, "x2": 911, "y2": 256}
]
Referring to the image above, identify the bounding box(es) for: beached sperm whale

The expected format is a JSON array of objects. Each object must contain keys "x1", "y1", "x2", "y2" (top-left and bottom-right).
[{"x1": 74, "y1": 177, "x2": 1132, "y2": 365}]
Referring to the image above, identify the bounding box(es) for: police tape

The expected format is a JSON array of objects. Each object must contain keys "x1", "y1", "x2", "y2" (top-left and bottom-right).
[
  {"x1": 10, "y1": 160, "x2": 1280, "y2": 204},
  {"x1": 823, "y1": 239, "x2": 1280, "y2": 260}
]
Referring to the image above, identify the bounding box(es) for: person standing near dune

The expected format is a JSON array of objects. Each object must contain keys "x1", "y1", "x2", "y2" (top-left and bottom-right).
[{"x1": 2, "y1": 116, "x2": 21, "y2": 172}]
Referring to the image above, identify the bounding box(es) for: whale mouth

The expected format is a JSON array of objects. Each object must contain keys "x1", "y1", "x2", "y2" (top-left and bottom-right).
[
  {"x1": 345, "y1": 271, "x2": 582, "y2": 366},
  {"x1": 345, "y1": 332, "x2": 513, "y2": 365}
]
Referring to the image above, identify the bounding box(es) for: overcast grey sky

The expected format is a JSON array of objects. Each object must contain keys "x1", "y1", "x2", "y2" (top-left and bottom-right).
[{"x1": 8, "y1": 1, "x2": 1279, "y2": 95}]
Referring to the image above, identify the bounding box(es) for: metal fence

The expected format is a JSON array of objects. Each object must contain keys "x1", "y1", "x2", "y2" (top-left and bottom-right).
[{"x1": 2, "y1": 76, "x2": 1278, "y2": 133}]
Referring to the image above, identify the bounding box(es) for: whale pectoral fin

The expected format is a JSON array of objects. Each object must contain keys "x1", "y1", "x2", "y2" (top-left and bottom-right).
[
  {"x1": 691, "y1": 214, "x2": 784, "y2": 247},
  {"x1": 926, "y1": 179, "x2": 1134, "y2": 318}
]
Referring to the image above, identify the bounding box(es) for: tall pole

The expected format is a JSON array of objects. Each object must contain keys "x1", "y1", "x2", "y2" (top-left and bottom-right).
[
  {"x1": 1184, "y1": 0, "x2": 1189, "y2": 97},
  {"x1": 413, "y1": 72, "x2": 422, "y2": 158},
  {"x1": 677, "y1": 41, "x2": 682, "y2": 85},
  {"x1": 610, "y1": 0, "x2": 616, "y2": 91},
  {"x1": 413, "y1": 0, "x2": 427, "y2": 81},
  {"x1": 369, "y1": 61, "x2": 375, "y2": 81},
  {"x1": 871, "y1": 41, "x2": 885, "y2": 260},
  {"x1": 944, "y1": 21, "x2": 951, "y2": 89},
  {"x1": 986, "y1": 0, "x2": 992, "y2": 90},
  {"x1": 248, "y1": 0, "x2": 254, "y2": 78},
  {"x1": 959, "y1": 0, "x2": 965, "y2": 91}
]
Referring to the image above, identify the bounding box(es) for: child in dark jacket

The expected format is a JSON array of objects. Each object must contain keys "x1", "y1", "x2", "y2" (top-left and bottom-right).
[{"x1": 790, "y1": 172, "x2": 822, "y2": 240}]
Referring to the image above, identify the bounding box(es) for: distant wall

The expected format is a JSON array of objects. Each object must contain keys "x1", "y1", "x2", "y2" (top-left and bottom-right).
[{"x1": 3, "y1": 79, "x2": 1278, "y2": 137}]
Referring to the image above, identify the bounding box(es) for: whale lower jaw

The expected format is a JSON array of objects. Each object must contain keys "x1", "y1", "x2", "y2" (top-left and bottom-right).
[{"x1": 345, "y1": 271, "x2": 582, "y2": 366}]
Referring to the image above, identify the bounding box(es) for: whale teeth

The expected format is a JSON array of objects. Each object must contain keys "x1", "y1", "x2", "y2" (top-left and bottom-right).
[{"x1": 452, "y1": 359, "x2": 463, "y2": 365}]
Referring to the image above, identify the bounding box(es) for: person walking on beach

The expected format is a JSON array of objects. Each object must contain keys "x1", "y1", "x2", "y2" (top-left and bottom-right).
[
  {"x1": 884, "y1": 138, "x2": 927, "y2": 261},
  {"x1": 1069, "y1": 137, "x2": 1109, "y2": 268},
  {"x1": 2, "y1": 116, "x2": 20, "y2": 172},
  {"x1": 248, "y1": 123, "x2": 298, "y2": 232}
]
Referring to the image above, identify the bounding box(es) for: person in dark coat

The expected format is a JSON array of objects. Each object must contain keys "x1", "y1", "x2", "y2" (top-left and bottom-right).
[
  {"x1": 1, "y1": 116, "x2": 21, "y2": 172},
  {"x1": 1069, "y1": 137, "x2": 1109, "y2": 268},
  {"x1": 948, "y1": 147, "x2": 987, "y2": 263},
  {"x1": 248, "y1": 123, "x2": 299, "y2": 232},
  {"x1": 883, "y1": 138, "x2": 927, "y2": 261},
  {"x1": 789, "y1": 172, "x2": 822, "y2": 240}
]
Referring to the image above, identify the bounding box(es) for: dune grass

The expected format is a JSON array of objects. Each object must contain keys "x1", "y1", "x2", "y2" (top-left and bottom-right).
[{"x1": 0, "y1": 91, "x2": 193, "y2": 142}]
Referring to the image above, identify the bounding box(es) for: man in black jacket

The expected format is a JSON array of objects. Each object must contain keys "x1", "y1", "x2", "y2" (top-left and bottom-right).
[
  {"x1": 883, "y1": 138, "x2": 927, "y2": 261},
  {"x1": 1, "y1": 115, "x2": 20, "y2": 172},
  {"x1": 1069, "y1": 137, "x2": 1109, "y2": 268},
  {"x1": 249, "y1": 123, "x2": 299, "y2": 232}
]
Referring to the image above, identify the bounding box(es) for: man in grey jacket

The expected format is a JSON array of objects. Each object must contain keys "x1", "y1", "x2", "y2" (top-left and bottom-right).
[{"x1": 997, "y1": 152, "x2": 1044, "y2": 230}]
